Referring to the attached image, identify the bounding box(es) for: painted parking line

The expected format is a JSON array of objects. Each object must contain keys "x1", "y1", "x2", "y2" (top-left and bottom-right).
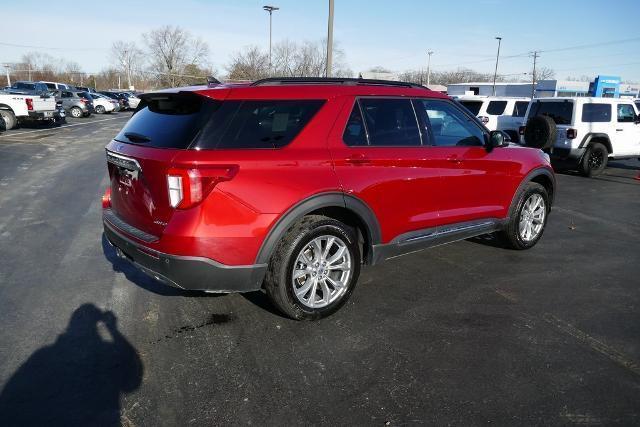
[{"x1": 0, "y1": 116, "x2": 128, "y2": 138}]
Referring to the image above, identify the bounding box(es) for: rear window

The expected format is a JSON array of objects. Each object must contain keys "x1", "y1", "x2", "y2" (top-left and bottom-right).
[
  {"x1": 512, "y1": 101, "x2": 529, "y2": 117},
  {"x1": 78, "y1": 92, "x2": 91, "y2": 99},
  {"x1": 460, "y1": 101, "x2": 483, "y2": 116},
  {"x1": 581, "y1": 104, "x2": 611, "y2": 123},
  {"x1": 486, "y1": 101, "x2": 507, "y2": 115},
  {"x1": 115, "y1": 92, "x2": 220, "y2": 148},
  {"x1": 196, "y1": 99, "x2": 324, "y2": 149},
  {"x1": 529, "y1": 101, "x2": 573, "y2": 125}
]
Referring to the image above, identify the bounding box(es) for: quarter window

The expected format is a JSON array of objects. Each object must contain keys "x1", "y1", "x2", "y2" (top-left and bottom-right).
[
  {"x1": 617, "y1": 104, "x2": 636, "y2": 123},
  {"x1": 459, "y1": 100, "x2": 483, "y2": 116},
  {"x1": 486, "y1": 101, "x2": 507, "y2": 115},
  {"x1": 512, "y1": 101, "x2": 529, "y2": 117},
  {"x1": 421, "y1": 100, "x2": 485, "y2": 147},
  {"x1": 581, "y1": 104, "x2": 611, "y2": 123},
  {"x1": 358, "y1": 98, "x2": 421, "y2": 146},
  {"x1": 343, "y1": 101, "x2": 368, "y2": 146}
]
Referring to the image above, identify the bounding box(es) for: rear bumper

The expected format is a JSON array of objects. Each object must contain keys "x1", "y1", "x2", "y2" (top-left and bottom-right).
[
  {"x1": 27, "y1": 110, "x2": 56, "y2": 120},
  {"x1": 103, "y1": 216, "x2": 266, "y2": 293}
]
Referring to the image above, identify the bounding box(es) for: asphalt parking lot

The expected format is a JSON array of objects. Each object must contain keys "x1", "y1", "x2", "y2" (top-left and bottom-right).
[{"x1": 0, "y1": 114, "x2": 639, "y2": 425}]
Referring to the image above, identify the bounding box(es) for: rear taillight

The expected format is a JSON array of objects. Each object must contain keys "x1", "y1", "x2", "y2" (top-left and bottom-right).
[
  {"x1": 519, "y1": 126, "x2": 526, "y2": 135},
  {"x1": 25, "y1": 98, "x2": 33, "y2": 111},
  {"x1": 102, "y1": 187, "x2": 112, "y2": 209},
  {"x1": 566, "y1": 128, "x2": 577, "y2": 139},
  {"x1": 479, "y1": 116, "x2": 489, "y2": 124},
  {"x1": 167, "y1": 166, "x2": 238, "y2": 209}
]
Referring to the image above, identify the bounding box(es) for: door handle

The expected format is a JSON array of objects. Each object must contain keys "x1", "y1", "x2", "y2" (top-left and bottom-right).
[
  {"x1": 346, "y1": 154, "x2": 371, "y2": 165},
  {"x1": 446, "y1": 155, "x2": 462, "y2": 164},
  {"x1": 616, "y1": 129, "x2": 623, "y2": 132}
]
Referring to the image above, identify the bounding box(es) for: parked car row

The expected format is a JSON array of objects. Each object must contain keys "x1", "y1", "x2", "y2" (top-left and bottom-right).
[
  {"x1": 0, "y1": 80, "x2": 142, "y2": 130},
  {"x1": 456, "y1": 94, "x2": 640, "y2": 176}
]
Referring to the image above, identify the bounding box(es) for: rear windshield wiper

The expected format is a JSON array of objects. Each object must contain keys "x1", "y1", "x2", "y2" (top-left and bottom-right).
[{"x1": 124, "y1": 132, "x2": 151, "y2": 143}]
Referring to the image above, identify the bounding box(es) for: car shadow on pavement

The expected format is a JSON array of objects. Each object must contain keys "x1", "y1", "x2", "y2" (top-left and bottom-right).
[
  {"x1": 467, "y1": 232, "x2": 508, "y2": 249},
  {"x1": 0, "y1": 304, "x2": 143, "y2": 426},
  {"x1": 101, "y1": 234, "x2": 223, "y2": 298}
]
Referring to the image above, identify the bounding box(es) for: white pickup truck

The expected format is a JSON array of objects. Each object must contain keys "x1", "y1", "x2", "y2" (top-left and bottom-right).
[{"x1": 0, "y1": 92, "x2": 59, "y2": 130}]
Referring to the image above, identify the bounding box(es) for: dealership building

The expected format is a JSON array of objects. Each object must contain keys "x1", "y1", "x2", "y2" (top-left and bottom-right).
[{"x1": 447, "y1": 75, "x2": 640, "y2": 98}]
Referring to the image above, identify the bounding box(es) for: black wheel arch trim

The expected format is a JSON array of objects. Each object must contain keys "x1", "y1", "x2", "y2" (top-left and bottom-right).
[
  {"x1": 578, "y1": 133, "x2": 611, "y2": 152},
  {"x1": 255, "y1": 192, "x2": 381, "y2": 265},
  {"x1": 508, "y1": 167, "x2": 556, "y2": 218}
]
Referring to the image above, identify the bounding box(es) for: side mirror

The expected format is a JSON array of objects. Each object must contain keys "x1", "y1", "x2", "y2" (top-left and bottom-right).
[{"x1": 486, "y1": 130, "x2": 508, "y2": 152}]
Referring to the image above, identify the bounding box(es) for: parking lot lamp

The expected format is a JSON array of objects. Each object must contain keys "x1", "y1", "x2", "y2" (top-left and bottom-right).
[
  {"x1": 492, "y1": 37, "x2": 502, "y2": 96},
  {"x1": 263, "y1": 5, "x2": 279, "y2": 72},
  {"x1": 326, "y1": 0, "x2": 334, "y2": 77},
  {"x1": 426, "y1": 50, "x2": 433, "y2": 86}
]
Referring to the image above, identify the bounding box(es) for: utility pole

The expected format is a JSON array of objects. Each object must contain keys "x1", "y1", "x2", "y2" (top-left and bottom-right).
[
  {"x1": 3, "y1": 64, "x2": 10, "y2": 86},
  {"x1": 531, "y1": 51, "x2": 539, "y2": 98},
  {"x1": 80, "y1": 72, "x2": 83, "y2": 86},
  {"x1": 118, "y1": 74, "x2": 121, "y2": 90},
  {"x1": 263, "y1": 5, "x2": 279, "y2": 73},
  {"x1": 426, "y1": 50, "x2": 433, "y2": 86},
  {"x1": 492, "y1": 37, "x2": 502, "y2": 96},
  {"x1": 326, "y1": 0, "x2": 334, "y2": 78},
  {"x1": 28, "y1": 63, "x2": 32, "y2": 81}
]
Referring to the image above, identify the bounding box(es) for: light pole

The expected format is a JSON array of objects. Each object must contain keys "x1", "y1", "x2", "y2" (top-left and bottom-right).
[
  {"x1": 326, "y1": 0, "x2": 334, "y2": 78},
  {"x1": 3, "y1": 64, "x2": 10, "y2": 86},
  {"x1": 263, "y1": 5, "x2": 279, "y2": 71},
  {"x1": 492, "y1": 36, "x2": 502, "y2": 96},
  {"x1": 426, "y1": 50, "x2": 433, "y2": 86}
]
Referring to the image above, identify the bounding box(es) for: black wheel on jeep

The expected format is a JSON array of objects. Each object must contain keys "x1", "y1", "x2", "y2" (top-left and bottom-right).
[
  {"x1": 524, "y1": 115, "x2": 556, "y2": 149},
  {"x1": 579, "y1": 142, "x2": 608, "y2": 177},
  {"x1": 264, "y1": 215, "x2": 361, "y2": 320},
  {"x1": 499, "y1": 182, "x2": 549, "y2": 250}
]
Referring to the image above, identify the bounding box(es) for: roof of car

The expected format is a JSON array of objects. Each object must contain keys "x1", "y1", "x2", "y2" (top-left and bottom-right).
[
  {"x1": 533, "y1": 97, "x2": 634, "y2": 103},
  {"x1": 455, "y1": 95, "x2": 531, "y2": 101},
  {"x1": 149, "y1": 77, "x2": 450, "y2": 100}
]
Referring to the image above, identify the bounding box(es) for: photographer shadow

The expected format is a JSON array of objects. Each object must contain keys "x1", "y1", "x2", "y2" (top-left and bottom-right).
[{"x1": 0, "y1": 304, "x2": 143, "y2": 426}]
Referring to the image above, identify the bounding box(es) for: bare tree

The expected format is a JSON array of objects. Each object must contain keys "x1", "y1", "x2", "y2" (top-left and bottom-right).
[
  {"x1": 111, "y1": 41, "x2": 143, "y2": 89},
  {"x1": 533, "y1": 66, "x2": 555, "y2": 81},
  {"x1": 143, "y1": 25, "x2": 211, "y2": 87},
  {"x1": 227, "y1": 46, "x2": 270, "y2": 80}
]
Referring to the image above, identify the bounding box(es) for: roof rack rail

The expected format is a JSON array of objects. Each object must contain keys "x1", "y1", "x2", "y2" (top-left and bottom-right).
[{"x1": 250, "y1": 77, "x2": 426, "y2": 89}]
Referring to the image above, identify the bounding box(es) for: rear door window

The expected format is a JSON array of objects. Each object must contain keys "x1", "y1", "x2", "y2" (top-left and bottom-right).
[
  {"x1": 358, "y1": 98, "x2": 421, "y2": 146},
  {"x1": 512, "y1": 101, "x2": 529, "y2": 117},
  {"x1": 196, "y1": 100, "x2": 324, "y2": 149},
  {"x1": 459, "y1": 100, "x2": 483, "y2": 116},
  {"x1": 581, "y1": 104, "x2": 611, "y2": 122},
  {"x1": 486, "y1": 101, "x2": 507, "y2": 115},
  {"x1": 115, "y1": 92, "x2": 221, "y2": 149},
  {"x1": 529, "y1": 101, "x2": 573, "y2": 125}
]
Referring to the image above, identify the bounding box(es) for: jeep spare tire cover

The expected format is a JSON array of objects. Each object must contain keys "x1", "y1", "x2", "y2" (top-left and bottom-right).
[{"x1": 524, "y1": 115, "x2": 556, "y2": 149}]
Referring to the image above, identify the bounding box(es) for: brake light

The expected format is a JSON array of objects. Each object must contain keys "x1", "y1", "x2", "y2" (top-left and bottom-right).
[
  {"x1": 566, "y1": 128, "x2": 577, "y2": 139},
  {"x1": 479, "y1": 116, "x2": 489, "y2": 124},
  {"x1": 167, "y1": 165, "x2": 238, "y2": 209},
  {"x1": 519, "y1": 126, "x2": 526, "y2": 135},
  {"x1": 79, "y1": 98, "x2": 87, "y2": 104},
  {"x1": 102, "y1": 187, "x2": 112, "y2": 209},
  {"x1": 25, "y1": 98, "x2": 33, "y2": 111}
]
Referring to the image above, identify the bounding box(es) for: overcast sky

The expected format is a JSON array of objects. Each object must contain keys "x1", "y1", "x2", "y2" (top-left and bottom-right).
[{"x1": 2, "y1": 0, "x2": 640, "y2": 81}]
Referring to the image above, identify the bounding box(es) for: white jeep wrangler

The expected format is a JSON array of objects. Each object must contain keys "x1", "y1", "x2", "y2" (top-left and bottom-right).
[
  {"x1": 455, "y1": 95, "x2": 531, "y2": 142},
  {"x1": 520, "y1": 97, "x2": 640, "y2": 176}
]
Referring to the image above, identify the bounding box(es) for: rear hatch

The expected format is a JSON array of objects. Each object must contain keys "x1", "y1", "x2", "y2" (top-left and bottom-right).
[
  {"x1": 31, "y1": 95, "x2": 56, "y2": 112},
  {"x1": 106, "y1": 91, "x2": 219, "y2": 237},
  {"x1": 527, "y1": 99, "x2": 574, "y2": 145}
]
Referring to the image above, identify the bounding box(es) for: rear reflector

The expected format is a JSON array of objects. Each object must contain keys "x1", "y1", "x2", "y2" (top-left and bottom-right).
[
  {"x1": 25, "y1": 98, "x2": 33, "y2": 111},
  {"x1": 102, "y1": 187, "x2": 112, "y2": 209}
]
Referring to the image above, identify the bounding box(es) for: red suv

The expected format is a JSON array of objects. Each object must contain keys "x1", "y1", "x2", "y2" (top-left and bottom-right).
[{"x1": 102, "y1": 78, "x2": 555, "y2": 320}]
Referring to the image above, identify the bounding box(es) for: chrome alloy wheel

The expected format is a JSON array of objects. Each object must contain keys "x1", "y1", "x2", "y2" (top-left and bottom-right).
[
  {"x1": 292, "y1": 235, "x2": 352, "y2": 309},
  {"x1": 519, "y1": 193, "x2": 546, "y2": 242}
]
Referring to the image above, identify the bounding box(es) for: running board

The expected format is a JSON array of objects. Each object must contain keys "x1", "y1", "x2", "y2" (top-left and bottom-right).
[{"x1": 370, "y1": 219, "x2": 502, "y2": 264}]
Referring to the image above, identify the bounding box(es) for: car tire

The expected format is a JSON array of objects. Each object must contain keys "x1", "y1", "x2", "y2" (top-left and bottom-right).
[
  {"x1": 264, "y1": 215, "x2": 361, "y2": 320},
  {"x1": 524, "y1": 115, "x2": 556, "y2": 149},
  {"x1": 0, "y1": 110, "x2": 17, "y2": 130},
  {"x1": 70, "y1": 107, "x2": 83, "y2": 118},
  {"x1": 579, "y1": 142, "x2": 608, "y2": 177},
  {"x1": 499, "y1": 182, "x2": 549, "y2": 250},
  {"x1": 95, "y1": 105, "x2": 105, "y2": 114}
]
